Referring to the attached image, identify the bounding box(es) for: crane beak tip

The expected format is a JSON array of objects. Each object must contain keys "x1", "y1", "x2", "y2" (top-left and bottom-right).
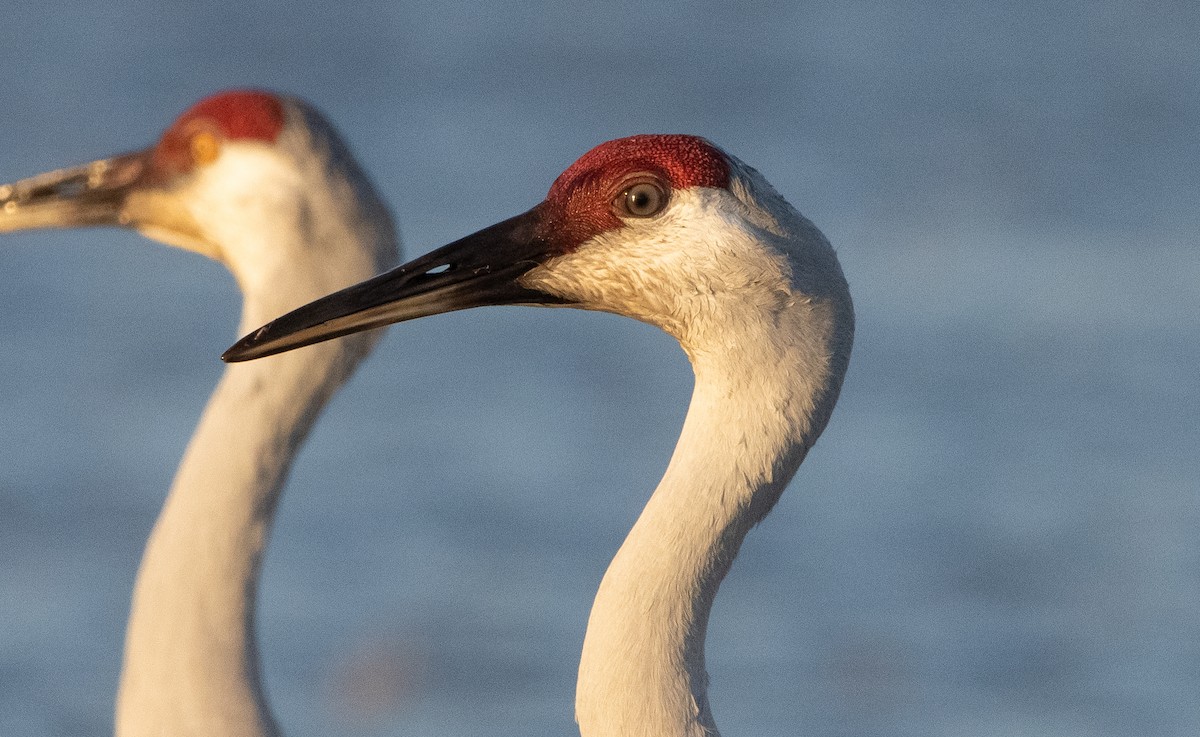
[
  {"x1": 220, "y1": 345, "x2": 248, "y2": 363},
  {"x1": 221, "y1": 328, "x2": 269, "y2": 363}
]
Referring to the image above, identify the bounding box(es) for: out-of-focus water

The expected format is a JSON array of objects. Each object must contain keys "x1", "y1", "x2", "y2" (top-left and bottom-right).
[{"x1": 1, "y1": 2, "x2": 1197, "y2": 735}]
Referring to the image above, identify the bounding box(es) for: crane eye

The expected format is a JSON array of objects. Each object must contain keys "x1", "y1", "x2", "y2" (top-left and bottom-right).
[
  {"x1": 190, "y1": 131, "x2": 222, "y2": 166},
  {"x1": 615, "y1": 181, "x2": 668, "y2": 218}
]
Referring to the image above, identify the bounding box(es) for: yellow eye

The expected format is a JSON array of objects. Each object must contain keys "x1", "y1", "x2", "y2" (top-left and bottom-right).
[
  {"x1": 614, "y1": 180, "x2": 668, "y2": 218},
  {"x1": 190, "y1": 131, "x2": 221, "y2": 166}
]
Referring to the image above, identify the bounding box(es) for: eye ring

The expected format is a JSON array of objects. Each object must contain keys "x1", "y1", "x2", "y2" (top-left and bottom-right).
[
  {"x1": 190, "y1": 130, "x2": 222, "y2": 166},
  {"x1": 614, "y1": 179, "x2": 668, "y2": 218}
]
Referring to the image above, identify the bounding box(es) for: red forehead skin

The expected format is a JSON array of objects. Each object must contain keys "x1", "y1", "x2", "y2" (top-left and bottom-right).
[
  {"x1": 550, "y1": 135, "x2": 730, "y2": 197},
  {"x1": 536, "y1": 135, "x2": 731, "y2": 253},
  {"x1": 149, "y1": 90, "x2": 286, "y2": 178}
]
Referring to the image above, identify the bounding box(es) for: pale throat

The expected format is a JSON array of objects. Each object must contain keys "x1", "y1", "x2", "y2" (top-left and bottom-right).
[{"x1": 576, "y1": 294, "x2": 847, "y2": 737}]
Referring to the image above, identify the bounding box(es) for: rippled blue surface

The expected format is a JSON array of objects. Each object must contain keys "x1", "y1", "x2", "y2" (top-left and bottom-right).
[{"x1": 1, "y1": 2, "x2": 1197, "y2": 735}]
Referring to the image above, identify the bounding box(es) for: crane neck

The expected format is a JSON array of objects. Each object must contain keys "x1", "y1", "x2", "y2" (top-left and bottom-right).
[
  {"x1": 114, "y1": 296, "x2": 376, "y2": 737},
  {"x1": 575, "y1": 289, "x2": 853, "y2": 737}
]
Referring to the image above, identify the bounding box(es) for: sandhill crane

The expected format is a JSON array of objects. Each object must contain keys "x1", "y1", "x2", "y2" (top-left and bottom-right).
[
  {"x1": 224, "y1": 134, "x2": 854, "y2": 737},
  {"x1": 0, "y1": 90, "x2": 399, "y2": 737}
]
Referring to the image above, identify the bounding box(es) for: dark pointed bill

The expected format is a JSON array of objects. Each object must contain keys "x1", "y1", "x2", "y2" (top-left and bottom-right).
[
  {"x1": 222, "y1": 207, "x2": 568, "y2": 362},
  {"x1": 0, "y1": 151, "x2": 150, "y2": 233}
]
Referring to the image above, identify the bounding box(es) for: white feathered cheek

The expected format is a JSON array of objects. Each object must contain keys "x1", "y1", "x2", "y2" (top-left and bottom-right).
[
  {"x1": 521, "y1": 192, "x2": 764, "y2": 332},
  {"x1": 189, "y1": 148, "x2": 309, "y2": 263}
]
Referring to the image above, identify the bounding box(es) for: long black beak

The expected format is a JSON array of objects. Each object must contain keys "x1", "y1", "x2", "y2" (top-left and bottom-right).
[
  {"x1": 0, "y1": 151, "x2": 150, "y2": 233},
  {"x1": 222, "y1": 206, "x2": 569, "y2": 362}
]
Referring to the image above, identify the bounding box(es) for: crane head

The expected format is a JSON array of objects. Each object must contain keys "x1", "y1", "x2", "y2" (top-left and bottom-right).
[
  {"x1": 223, "y1": 134, "x2": 845, "y2": 362},
  {"x1": 0, "y1": 90, "x2": 396, "y2": 288}
]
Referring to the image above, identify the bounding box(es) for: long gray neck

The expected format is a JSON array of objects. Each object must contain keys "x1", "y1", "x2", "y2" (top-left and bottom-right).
[
  {"x1": 575, "y1": 292, "x2": 853, "y2": 737},
  {"x1": 114, "y1": 300, "x2": 369, "y2": 737}
]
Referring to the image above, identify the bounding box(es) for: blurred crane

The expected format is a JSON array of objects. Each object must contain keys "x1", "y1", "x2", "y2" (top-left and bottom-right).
[{"x1": 1, "y1": 90, "x2": 399, "y2": 737}]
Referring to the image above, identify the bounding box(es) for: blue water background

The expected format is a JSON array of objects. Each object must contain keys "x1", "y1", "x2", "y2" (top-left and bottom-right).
[{"x1": 1, "y1": 2, "x2": 1197, "y2": 735}]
